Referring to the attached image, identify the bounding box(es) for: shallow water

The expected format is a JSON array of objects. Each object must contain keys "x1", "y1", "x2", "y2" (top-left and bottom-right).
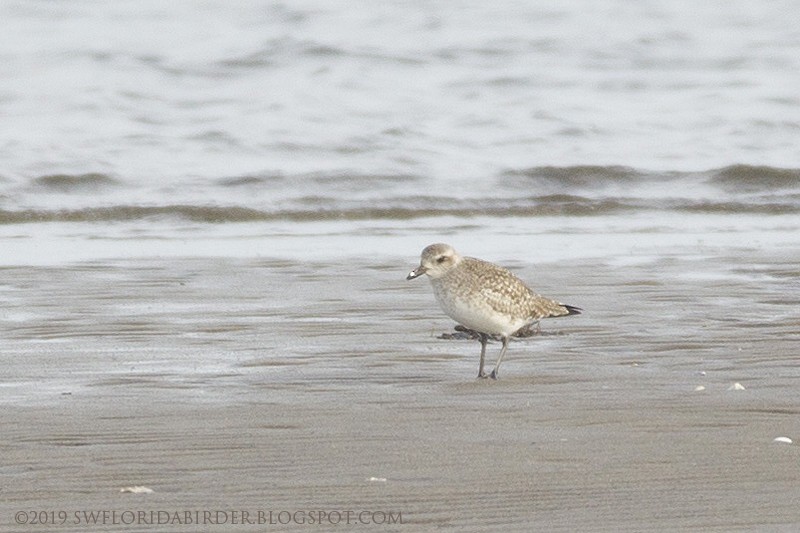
[
  {"x1": 3, "y1": 1, "x2": 800, "y2": 185},
  {"x1": 2, "y1": 0, "x2": 800, "y2": 222},
  {"x1": 2, "y1": 242, "x2": 798, "y2": 401}
]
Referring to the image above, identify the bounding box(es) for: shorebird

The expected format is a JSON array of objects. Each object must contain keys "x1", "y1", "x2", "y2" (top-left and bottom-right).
[{"x1": 407, "y1": 243, "x2": 581, "y2": 379}]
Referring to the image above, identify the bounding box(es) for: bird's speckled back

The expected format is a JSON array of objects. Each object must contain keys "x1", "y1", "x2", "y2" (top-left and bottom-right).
[{"x1": 431, "y1": 256, "x2": 572, "y2": 326}]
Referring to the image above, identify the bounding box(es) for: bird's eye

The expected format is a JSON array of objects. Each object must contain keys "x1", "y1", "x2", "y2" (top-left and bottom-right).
[{"x1": 436, "y1": 256, "x2": 447, "y2": 264}]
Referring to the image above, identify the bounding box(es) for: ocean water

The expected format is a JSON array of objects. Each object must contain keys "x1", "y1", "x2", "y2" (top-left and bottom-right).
[{"x1": 1, "y1": 0, "x2": 799, "y2": 266}]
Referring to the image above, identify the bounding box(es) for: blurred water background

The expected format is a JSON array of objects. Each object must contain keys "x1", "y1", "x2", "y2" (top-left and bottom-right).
[{"x1": 0, "y1": 0, "x2": 798, "y2": 264}]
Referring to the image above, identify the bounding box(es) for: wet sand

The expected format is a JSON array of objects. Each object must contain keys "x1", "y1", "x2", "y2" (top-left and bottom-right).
[{"x1": 2, "y1": 248, "x2": 800, "y2": 532}]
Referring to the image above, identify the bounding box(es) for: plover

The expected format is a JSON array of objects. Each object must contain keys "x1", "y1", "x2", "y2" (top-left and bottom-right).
[{"x1": 407, "y1": 243, "x2": 581, "y2": 379}]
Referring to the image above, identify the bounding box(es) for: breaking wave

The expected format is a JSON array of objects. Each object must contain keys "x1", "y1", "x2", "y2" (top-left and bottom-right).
[{"x1": 1, "y1": 165, "x2": 797, "y2": 225}]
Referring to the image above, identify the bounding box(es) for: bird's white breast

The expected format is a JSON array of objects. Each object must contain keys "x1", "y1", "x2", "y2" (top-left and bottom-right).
[{"x1": 431, "y1": 279, "x2": 528, "y2": 336}]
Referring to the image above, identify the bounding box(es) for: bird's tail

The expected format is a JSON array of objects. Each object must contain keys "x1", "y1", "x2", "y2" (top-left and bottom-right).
[{"x1": 562, "y1": 304, "x2": 582, "y2": 315}]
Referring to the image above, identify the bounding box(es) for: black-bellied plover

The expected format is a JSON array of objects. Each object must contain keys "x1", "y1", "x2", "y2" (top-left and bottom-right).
[{"x1": 407, "y1": 243, "x2": 581, "y2": 379}]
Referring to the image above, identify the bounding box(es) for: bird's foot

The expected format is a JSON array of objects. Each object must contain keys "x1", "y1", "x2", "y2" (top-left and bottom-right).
[
  {"x1": 489, "y1": 370, "x2": 498, "y2": 380},
  {"x1": 477, "y1": 371, "x2": 489, "y2": 379}
]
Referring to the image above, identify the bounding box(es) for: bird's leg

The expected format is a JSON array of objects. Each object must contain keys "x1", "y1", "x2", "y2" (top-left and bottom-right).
[
  {"x1": 477, "y1": 333, "x2": 489, "y2": 379},
  {"x1": 489, "y1": 336, "x2": 510, "y2": 380}
]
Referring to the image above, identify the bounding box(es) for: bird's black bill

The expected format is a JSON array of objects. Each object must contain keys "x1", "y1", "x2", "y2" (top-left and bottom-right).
[{"x1": 406, "y1": 266, "x2": 426, "y2": 280}]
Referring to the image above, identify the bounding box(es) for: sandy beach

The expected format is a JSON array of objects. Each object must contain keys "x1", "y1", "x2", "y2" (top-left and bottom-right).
[{"x1": 2, "y1": 246, "x2": 799, "y2": 532}]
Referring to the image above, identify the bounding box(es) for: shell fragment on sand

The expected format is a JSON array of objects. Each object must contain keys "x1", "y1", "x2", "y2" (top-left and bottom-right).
[{"x1": 120, "y1": 486, "x2": 154, "y2": 494}]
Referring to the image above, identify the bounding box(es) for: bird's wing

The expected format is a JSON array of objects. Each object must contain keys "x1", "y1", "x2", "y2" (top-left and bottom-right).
[{"x1": 468, "y1": 259, "x2": 573, "y2": 320}]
